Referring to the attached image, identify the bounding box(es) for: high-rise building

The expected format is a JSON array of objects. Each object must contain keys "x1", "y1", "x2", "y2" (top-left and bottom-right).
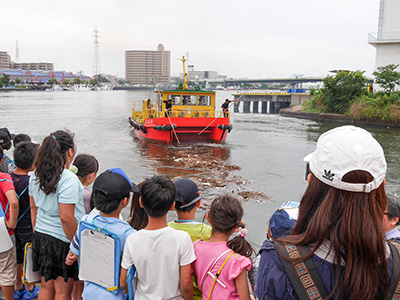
[
  {"x1": 125, "y1": 44, "x2": 170, "y2": 85},
  {"x1": 10, "y1": 62, "x2": 54, "y2": 71},
  {"x1": 368, "y1": 0, "x2": 400, "y2": 69},
  {"x1": 0, "y1": 51, "x2": 11, "y2": 69}
]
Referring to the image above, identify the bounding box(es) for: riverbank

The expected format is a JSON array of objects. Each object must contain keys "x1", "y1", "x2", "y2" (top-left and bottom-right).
[{"x1": 280, "y1": 105, "x2": 400, "y2": 128}]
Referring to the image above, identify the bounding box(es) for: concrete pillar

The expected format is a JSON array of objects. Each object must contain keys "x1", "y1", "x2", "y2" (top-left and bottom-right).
[
  {"x1": 243, "y1": 101, "x2": 250, "y2": 113},
  {"x1": 234, "y1": 101, "x2": 240, "y2": 113},
  {"x1": 261, "y1": 101, "x2": 268, "y2": 114},
  {"x1": 253, "y1": 101, "x2": 259, "y2": 113}
]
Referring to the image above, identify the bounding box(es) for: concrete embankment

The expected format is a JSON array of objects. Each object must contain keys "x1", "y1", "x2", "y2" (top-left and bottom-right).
[{"x1": 280, "y1": 105, "x2": 400, "y2": 128}]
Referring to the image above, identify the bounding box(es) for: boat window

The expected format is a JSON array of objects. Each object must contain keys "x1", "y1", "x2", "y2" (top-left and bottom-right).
[
  {"x1": 168, "y1": 95, "x2": 181, "y2": 105},
  {"x1": 198, "y1": 95, "x2": 211, "y2": 106},
  {"x1": 182, "y1": 95, "x2": 197, "y2": 105}
]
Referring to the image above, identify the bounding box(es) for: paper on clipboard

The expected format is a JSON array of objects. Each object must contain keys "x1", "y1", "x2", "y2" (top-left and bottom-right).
[
  {"x1": 23, "y1": 244, "x2": 41, "y2": 284},
  {"x1": 79, "y1": 229, "x2": 116, "y2": 290},
  {"x1": 0, "y1": 216, "x2": 13, "y2": 253}
]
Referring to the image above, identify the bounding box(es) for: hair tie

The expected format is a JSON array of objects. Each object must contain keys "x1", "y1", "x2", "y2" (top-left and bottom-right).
[
  {"x1": 236, "y1": 226, "x2": 247, "y2": 238},
  {"x1": 51, "y1": 135, "x2": 56, "y2": 140},
  {"x1": 69, "y1": 165, "x2": 79, "y2": 175}
]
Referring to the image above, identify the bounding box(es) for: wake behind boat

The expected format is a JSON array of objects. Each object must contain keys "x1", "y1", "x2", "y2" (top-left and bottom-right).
[{"x1": 128, "y1": 56, "x2": 232, "y2": 144}]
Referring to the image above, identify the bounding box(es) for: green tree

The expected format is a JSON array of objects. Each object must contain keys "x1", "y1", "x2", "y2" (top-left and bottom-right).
[
  {"x1": 73, "y1": 78, "x2": 82, "y2": 85},
  {"x1": 15, "y1": 77, "x2": 21, "y2": 85},
  {"x1": 118, "y1": 79, "x2": 125, "y2": 85},
  {"x1": 321, "y1": 71, "x2": 367, "y2": 114},
  {"x1": 90, "y1": 79, "x2": 98, "y2": 86},
  {"x1": 373, "y1": 64, "x2": 400, "y2": 94},
  {"x1": 63, "y1": 79, "x2": 70, "y2": 85},
  {"x1": 1, "y1": 74, "x2": 10, "y2": 86},
  {"x1": 48, "y1": 78, "x2": 58, "y2": 85}
]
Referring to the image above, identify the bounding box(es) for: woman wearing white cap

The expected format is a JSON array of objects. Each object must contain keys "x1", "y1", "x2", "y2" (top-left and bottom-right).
[{"x1": 255, "y1": 125, "x2": 397, "y2": 300}]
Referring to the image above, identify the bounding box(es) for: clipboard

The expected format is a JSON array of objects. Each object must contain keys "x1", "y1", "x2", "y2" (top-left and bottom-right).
[
  {"x1": 126, "y1": 266, "x2": 136, "y2": 300},
  {"x1": 22, "y1": 243, "x2": 41, "y2": 284},
  {"x1": 78, "y1": 215, "x2": 122, "y2": 295},
  {"x1": 0, "y1": 195, "x2": 13, "y2": 253}
]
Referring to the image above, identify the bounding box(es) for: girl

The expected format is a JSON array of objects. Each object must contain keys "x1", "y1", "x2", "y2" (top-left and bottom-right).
[
  {"x1": 29, "y1": 130, "x2": 85, "y2": 300},
  {"x1": 70, "y1": 154, "x2": 99, "y2": 214},
  {"x1": 69, "y1": 154, "x2": 99, "y2": 300},
  {"x1": 256, "y1": 125, "x2": 394, "y2": 300},
  {"x1": 126, "y1": 181, "x2": 148, "y2": 230},
  {"x1": 192, "y1": 194, "x2": 254, "y2": 300}
]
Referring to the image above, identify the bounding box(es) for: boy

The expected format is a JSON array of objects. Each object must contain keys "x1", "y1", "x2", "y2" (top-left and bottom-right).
[
  {"x1": 168, "y1": 178, "x2": 211, "y2": 300},
  {"x1": 10, "y1": 142, "x2": 39, "y2": 300},
  {"x1": 120, "y1": 176, "x2": 195, "y2": 300},
  {"x1": 66, "y1": 168, "x2": 137, "y2": 300},
  {"x1": 0, "y1": 146, "x2": 19, "y2": 300},
  {"x1": 168, "y1": 178, "x2": 212, "y2": 242}
]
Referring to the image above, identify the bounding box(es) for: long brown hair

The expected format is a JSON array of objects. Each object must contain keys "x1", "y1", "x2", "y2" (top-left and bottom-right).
[
  {"x1": 34, "y1": 130, "x2": 75, "y2": 195},
  {"x1": 127, "y1": 182, "x2": 148, "y2": 230},
  {"x1": 208, "y1": 194, "x2": 254, "y2": 258},
  {"x1": 280, "y1": 171, "x2": 388, "y2": 300}
]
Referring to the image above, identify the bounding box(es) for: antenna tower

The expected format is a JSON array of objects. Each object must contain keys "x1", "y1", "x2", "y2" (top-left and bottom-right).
[
  {"x1": 93, "y1": 26, "x2": 101, "y2": 75},
  {"x1": 15, "y1": 39, "x2": 20, "y2": 62}
]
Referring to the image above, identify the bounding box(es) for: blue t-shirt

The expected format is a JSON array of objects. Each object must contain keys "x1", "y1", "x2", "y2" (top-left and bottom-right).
[
  {"x1": 70, "y1": 213, "x2": 136, "y2": 300},
  {"x1": 29, "y1": 169, "x2": 84, "y2": 243}
]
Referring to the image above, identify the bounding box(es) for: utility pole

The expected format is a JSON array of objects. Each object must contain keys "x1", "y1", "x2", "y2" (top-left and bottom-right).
[
  {"x1": 93, "y1": 26, "x2": 101, "y2": 75},
  {"x1": 15, "y1": 39, "x2": 20, "y2": 62}
]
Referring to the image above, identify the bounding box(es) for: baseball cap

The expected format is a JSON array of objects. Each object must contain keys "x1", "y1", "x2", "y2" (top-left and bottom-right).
[
  {"x1": 304, "y1": 125, "x2": 386, "y2": 193},
  {"x1": 0, "y1": 128, "x2": 14, "y2": 145},
  {"x1": 174, "y1": 178, "x2": 201, "y2": 208},
  {"x1": 269, "y1": 201, "x2": 300, "y2": 239},
  {"x1": 93, "y1": 168, "x2": 139, "y2": 201}
]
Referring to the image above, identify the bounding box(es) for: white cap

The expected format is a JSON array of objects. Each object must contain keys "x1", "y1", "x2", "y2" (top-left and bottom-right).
[{"x1": 303, "y1": 125, "x2": 387, "y2": 193}]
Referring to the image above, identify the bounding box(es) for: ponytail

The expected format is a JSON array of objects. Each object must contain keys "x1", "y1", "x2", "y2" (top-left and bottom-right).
[
  {"x1": 71, "y1": 154, "x2": 99, "y2": 178},
  {"x1": 35, "y1": 130, "x2": 75, "y2": 195},
  {"x1": 209, "y1": 194, "x2": 255, "y2": 258}
]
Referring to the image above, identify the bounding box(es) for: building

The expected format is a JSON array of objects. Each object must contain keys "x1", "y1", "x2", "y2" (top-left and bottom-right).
[
  {"x1": 0, "y1": 51, "x2": 11, "y2": 69},
  {"x1": 125, "y1": 44, "x2": 170, "y2": 85},
  {"x1": 10, "y1": 62, "x2": 54, "y2": 71},
  {"x1": 186, "y1": 70, "x2": 218, "y2": 81},
  {"x1": 368, "y1": 0, "x2": 400, "y2": 70}
]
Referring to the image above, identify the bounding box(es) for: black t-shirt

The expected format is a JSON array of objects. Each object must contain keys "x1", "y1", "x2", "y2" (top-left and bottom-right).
[
  {"x1": 221, "y1": 101, "x2": 231, "y2": 110},
  {"x1": 10, "y1": 173, "x2": 32, "y2": 227},
  {"x1": 164, "y1": 101, "x2": 172, "y2": 110}
]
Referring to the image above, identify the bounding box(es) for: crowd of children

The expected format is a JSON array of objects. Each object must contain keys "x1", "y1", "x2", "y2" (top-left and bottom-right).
[{"x1": 1, "y1": 125, "x2": 399, "y2": 300}]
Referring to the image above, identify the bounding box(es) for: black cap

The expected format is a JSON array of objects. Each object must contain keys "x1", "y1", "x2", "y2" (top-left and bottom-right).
[
  {"x1": 174, "y1": 179, "x2": 201, "y2": 208},
  {"x1": 93, "y1": 168, "x2": 139, "y2": 201},
  {"x1": 0, "y1": 128, "x2": 13, "y2": 145}
]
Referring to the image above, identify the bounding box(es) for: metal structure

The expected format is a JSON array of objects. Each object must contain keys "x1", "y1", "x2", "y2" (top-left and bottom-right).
[
  {"x1": 15, "y1": 39, "x2": 19, "y2": 62},
  {"x1": 93, "y1": 26, "x2": 100, "y2": 75}
]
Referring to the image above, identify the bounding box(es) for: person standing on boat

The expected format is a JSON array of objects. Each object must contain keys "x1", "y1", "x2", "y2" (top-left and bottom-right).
[
  {"x1": 221, "y1": 99, "x2": 231, "y2": 117},
  {"x1": 164, "y1": 99, "x2": 172, "y2": 117}
]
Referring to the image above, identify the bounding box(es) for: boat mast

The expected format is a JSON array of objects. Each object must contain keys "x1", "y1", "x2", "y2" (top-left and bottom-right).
[{"x1": 179, "y1": 56, "x2": 188, "y2": 90}]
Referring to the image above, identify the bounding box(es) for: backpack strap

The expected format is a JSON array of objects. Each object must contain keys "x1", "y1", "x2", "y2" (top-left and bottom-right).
[
  {"x1": 0, "y1": 178, "x2": 14, "y2": 218},
  {"x1": 206, "y1": 251, "x2": 235, "y2": 300},
  {"x1": 201, "y1": 249, "x2": 232, "y2": 291},
  {"x1": 275, "y1": 241, "x2": 328, "y2": 300},
  {"x1": 388, "y1": 241, "x2": 400, "y2": 300}
]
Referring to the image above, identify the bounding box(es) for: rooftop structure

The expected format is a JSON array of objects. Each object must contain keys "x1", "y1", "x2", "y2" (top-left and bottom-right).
[
  {"x1": 10, "y1": 62, "x2": 54, "y2": 71},
  {"x1": 0, "y1": 51, "x2": 11, "y2": 69},
  {"x1": 368, "y1": 0, "x2": 400, "y2": 70},
  {"x1": 125, "y1": 44, "x2": 170, "y2": 85}
]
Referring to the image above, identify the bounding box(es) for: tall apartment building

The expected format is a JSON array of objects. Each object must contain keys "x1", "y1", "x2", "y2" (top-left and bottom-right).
[
  {"x1": 0, "y1": 51, "x2": 11, "y2": 69},
  {"x1": 125, "y1": 44, "x2": 170, "y2": 84},
  {"x1": 11, "y1": 62, "x2": 54, "y2": 71}
]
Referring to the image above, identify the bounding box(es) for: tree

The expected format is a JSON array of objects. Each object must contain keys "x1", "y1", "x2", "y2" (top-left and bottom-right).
[
  {"x1": 373, "y1": 64, "x2": 400, "y2": 94},
  {"x1": 73, "y1": 78, "x2": 82, "y2": 85},
  {"x1": 63, "y1": 79, "x2": 70, "y2": 85},
  {"x1": 48, "y1": 78, "x2": 58, "y2": 85},
  {"x1": 321, "y1": 71, "x2": 367, "y2": 114},
  {"x1": 90, "y1": 79, "x2": 98, "y2": 86},
  {"x1": 1, "y1": 74, "x2": 10, "y2": 87},
  {"x1": 15, "y1": 77, "x2": 21, "y2": 85}
]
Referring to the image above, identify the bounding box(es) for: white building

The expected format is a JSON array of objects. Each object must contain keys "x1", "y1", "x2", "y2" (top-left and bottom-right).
[{"x1": 368, "y1": 0, "x2": 400, "y2": 69}]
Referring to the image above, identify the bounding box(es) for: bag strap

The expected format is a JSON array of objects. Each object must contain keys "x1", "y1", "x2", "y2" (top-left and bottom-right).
[
  {"x1": 0, "y1": 178, "x2": 14, "y2": 218},
  {"x1": 206, "y1": 251, "x2": 235, "y2": 300},
  {"x1": 201, "y1": 249, "x2": 232, "y2": 291},
  {"x1": 388, "y1": 241, "x2": 400, "y2": 300},
  {"x1": 275, "y1": 241, "x2": 328, "y2": 300}
]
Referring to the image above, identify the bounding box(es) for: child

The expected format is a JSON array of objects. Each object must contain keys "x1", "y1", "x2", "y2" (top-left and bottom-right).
[
  {"x1": 168, "y1": 178, "x2": 212, "y2": 242},
  {"x1": 69, "y1": 154, "x2": 99, "y2": 214},
  {"x1": 13, "y1": 134, "x2": 31, "y2": 148},
  {"x1": 29, "y1": 130, "x2": 84, "y2": 300},
  {"x1": 168, "y1": 178, "x2": 212, "y2": 300},
  {"x1": 192, "y1": 194, "x2": 254, "y2": 300},
  {"x1": 68, "y1": 154, "x2": 99, "y2": 300},
  {"x1": 120, "y1": 176, "x2": 196, "y2": 300},
  {"x1": 66, "y1": 168, "x2": 136, "y2": 300},
  {"x1": 10, "y1": 142, "x2": 40, "y2": 300},
  {"x1": 0, "y1": 128, "x2": 15, "y2": 173},
  {"x1": 0, "y1": 146, "x2": 19, "y2": 300},
  {"x1": 126, "y1": 181, "x2": 148, "y2": 230}
]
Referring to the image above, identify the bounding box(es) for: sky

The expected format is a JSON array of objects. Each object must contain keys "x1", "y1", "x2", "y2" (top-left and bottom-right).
[{"x1": 1, "y1": 0, "x2": 382, "y2": 79}]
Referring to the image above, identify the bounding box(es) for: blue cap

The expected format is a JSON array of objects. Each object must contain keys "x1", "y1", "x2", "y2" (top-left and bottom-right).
[{"x1": 269, "y1": 201, "x2": 300, "y2": 239}]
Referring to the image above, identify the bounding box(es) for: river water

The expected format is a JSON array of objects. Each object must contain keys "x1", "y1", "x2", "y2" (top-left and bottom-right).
[{"x1": 1, "y1": 89, "x2": 400, "y2": 250}]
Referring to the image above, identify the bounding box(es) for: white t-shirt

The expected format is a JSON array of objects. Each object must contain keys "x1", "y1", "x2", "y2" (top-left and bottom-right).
[{"x1": 121, "y1": 226, "x2": 196, "y2": 300}]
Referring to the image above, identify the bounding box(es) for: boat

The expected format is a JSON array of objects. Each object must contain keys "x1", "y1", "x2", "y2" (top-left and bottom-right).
[{"x1": 129, "y1": 56, "x2": 233, "y2": 144}]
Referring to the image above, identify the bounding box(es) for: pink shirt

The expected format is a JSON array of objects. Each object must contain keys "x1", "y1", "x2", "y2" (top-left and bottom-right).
[{"x1": 193, "y1": 240, "x2": 251, "y2": 300}]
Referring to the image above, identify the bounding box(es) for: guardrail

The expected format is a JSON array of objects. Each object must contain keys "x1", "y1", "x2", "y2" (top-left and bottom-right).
[{"x1": 368, "y1": 32, "x2": 400, "y2": 42}]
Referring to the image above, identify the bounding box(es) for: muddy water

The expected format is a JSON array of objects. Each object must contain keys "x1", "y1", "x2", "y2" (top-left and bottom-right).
[{"x1": 1, "y1": 89, "x2": 400, "y2": 250}]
